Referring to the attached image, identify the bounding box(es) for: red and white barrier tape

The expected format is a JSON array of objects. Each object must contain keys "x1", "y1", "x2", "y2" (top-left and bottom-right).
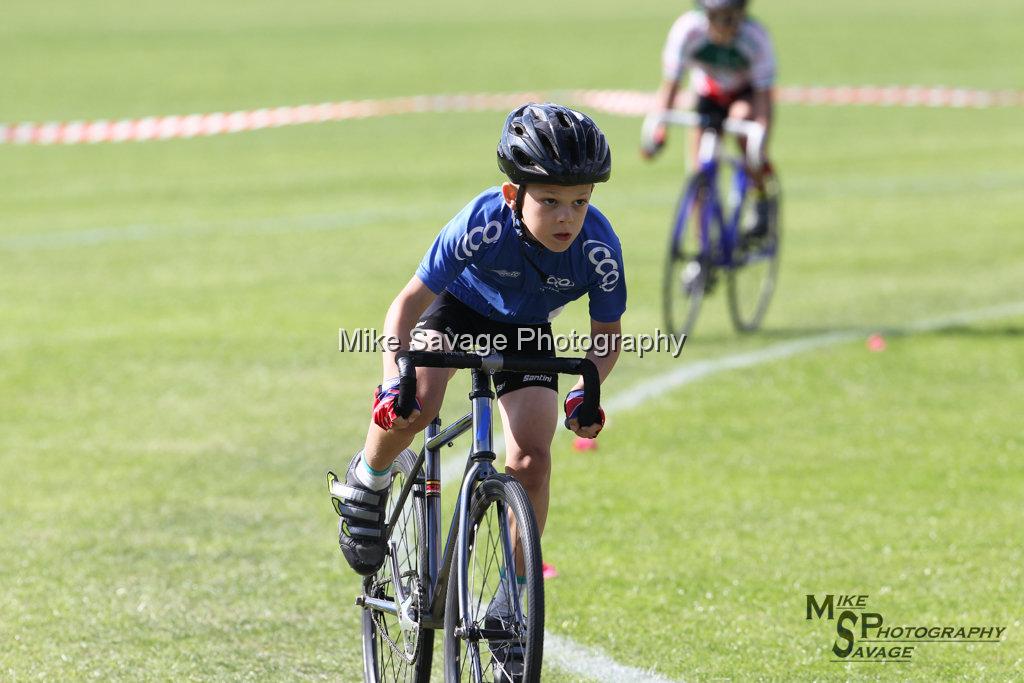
[
  {"x1": 3, "y1": 86, "x2": 1021, "y2": 146},
  {"x1": 0, "y1": 92, "x2": 544, "y2": 147},
  {"x1": 571, "y1": 86, "x2": 1024, "y2": 115}
]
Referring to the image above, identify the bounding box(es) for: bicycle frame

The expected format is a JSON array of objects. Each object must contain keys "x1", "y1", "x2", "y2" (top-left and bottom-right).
[
  {"x1": 355, "y1": 349, "x2": 600, "y2": 663},
  {"x1": 648, "y1": 109, "x2": 763, "y2": 270},
  {"x1": 687, "y1": 149, "x2": 753, "y2": 270}
]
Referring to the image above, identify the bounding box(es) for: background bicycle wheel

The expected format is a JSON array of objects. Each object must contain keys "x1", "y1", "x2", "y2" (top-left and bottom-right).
[{"x1": 2, "y1": 0, "x2": 1022, "y2": 680}]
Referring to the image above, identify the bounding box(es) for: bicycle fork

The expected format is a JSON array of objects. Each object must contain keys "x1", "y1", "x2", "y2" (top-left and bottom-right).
[{"x1": 454, "y1": 369, "x2": 496, "y2": 636}]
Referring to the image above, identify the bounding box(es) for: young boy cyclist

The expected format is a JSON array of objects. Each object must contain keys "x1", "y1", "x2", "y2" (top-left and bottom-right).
[
  {"x1": 643, "y1": 0, "x2": 777, "y2": 236},
  {"x1": 331, "y1": 103, "x2": 626, "y2": 677}
]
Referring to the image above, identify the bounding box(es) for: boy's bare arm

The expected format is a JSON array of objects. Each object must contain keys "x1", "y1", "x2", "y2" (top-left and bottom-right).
[
  {"x1": 643, "y1": 79, "x2": 683, "y2": 157},
  {"x1": 564, "y1": 319, "x2": 620, "y2": 438},
  {"x1": 656, "y1": 78, "x2": 682, "y2": 112},
  {"x1": 571, "y1": 318, "x2": 621, "y2": 391},
  {"x1": 752, "y1": 87, "x2": 773, "y2": 130},
  {"x1": 380, "y1": 276, "x2": 437, "y2": 379}
]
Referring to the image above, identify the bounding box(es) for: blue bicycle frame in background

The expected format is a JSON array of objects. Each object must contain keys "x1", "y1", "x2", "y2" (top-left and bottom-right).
[
  {"x1": 645, "y1": 110, "x2": 782, "y2": 337},
  {"x1": 683, "y1": 148, "x2": 753, "y2": 267}
]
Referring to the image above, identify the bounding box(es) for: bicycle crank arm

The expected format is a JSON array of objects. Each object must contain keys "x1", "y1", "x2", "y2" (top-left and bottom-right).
[{"x1": 356, "y1": 594, "x2": 398, "y2": 616}]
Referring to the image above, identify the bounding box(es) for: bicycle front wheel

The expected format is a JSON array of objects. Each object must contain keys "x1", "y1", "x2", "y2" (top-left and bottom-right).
[
  {"x1": 360, "y1": 448, "x2": 434, "y2": 682},
  {"x1": 444, "y1": 475, "x2": 543, "y2": 683},
  {"x1": 664, "y1": 172, "x2": 715, "y2": 338},
  {"x1": 726, "y1": 173, "x2": 782, "y2": 333}
]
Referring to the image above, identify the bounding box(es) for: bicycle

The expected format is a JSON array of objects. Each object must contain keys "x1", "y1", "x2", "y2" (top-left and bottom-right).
[
  {"x1": 643, "y1": 110, "x2": 782, "y2": 337},
  {"x1": 328, "y1": 350, "x2": 601, "y2": 682}
]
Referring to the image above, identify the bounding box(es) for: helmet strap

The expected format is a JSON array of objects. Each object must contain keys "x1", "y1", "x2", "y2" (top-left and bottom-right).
[
  {"x1": 513, "y1": 184, "x2": 526, "y2": 221},
  {"x1": 513, "y1": 184, "x2": 546, "y2": 250}
]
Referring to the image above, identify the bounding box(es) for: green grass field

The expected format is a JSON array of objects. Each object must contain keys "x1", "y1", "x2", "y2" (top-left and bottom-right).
[{"x1": 2, "y1": 0, "x2": 1023, "y2": 679}]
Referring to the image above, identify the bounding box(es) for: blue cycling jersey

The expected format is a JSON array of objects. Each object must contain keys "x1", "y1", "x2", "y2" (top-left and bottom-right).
[{"x1": 416, "y1": 188, "x2": 627, "y2": 325}]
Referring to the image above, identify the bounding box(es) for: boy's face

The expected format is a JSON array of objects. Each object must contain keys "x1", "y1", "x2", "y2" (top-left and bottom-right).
[
  {"x1": 707, "y1": 8, "x2": 744, "y2": 44},
  {"x1": 503, "y1": 182, "x2": 595, "y2": 253}
]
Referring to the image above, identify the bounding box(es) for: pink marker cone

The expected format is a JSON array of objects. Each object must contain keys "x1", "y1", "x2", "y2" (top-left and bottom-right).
[
  {"x1": 867, "y1": 333, "x2": 887, "y2": 352},
  {"x1": 542, "y1": 563, "x2": 559, "y2": 579},
  {"x1": 572, "y1": 437, "x2": 598, "y2": 451}
]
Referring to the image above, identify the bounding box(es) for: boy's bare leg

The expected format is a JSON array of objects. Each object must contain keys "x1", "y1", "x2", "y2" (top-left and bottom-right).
[
  {"x1": 729, "y1": 95, "x2": 773, "y2": 185},
  {"x1": 361, "y1": 364, "x2": 455, "y2": 471},
  {"x1": 497, "y1": 386, "x2": 558, "y2": 576}
]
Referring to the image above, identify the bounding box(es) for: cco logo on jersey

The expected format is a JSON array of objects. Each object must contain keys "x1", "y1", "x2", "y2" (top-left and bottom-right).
[
  {"x1": 455, "y1": 221, "x2": 502, "y2": 261},
  {"x1": 584, "y1": 239, "x2": 621, "y2": 292},
  {"x1": 545, "y1": 276, "x2": 574, "y2": 290}
]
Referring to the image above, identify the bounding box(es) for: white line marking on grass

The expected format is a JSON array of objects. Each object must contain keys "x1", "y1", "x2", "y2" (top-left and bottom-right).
[
  {"x1": 1, "y1": 202, "x2": 461, "y2": 251},
  {"x1": 605, "y1": 299, "x2": 1024, "y2": 417},
  {"x1": 894, "y1": 300, "x2": 1024, "y2": 333},
  {"x1": 437, "y1": 299, "x2": 1024, "y2": 682},
  {"x1": 604, "y1": 331, "x2": 858, "y2": 414},
  {"x1": 544, "y1": 632, "x2": 680, "y2": 683},
  {"x1": 1, "y1": 214, "x2": 369, "y2": 251},
  {"x1": 4, "y1": 189, "x2": 684, "y2": 252}
]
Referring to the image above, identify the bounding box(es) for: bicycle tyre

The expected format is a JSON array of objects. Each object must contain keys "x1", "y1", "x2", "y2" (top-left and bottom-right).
[
  {"x1": 663, "y1": 172, "x2": 715, "y2": 338},
  {"x1": 726, "y1": 173, "x2": 782, "y2": 333},
  {"x1": 361, "y1": 448, "x2": 434, "y2": 682},
  {"x1": 443, "y1": 475, "x2": 544, "y2": 682}
]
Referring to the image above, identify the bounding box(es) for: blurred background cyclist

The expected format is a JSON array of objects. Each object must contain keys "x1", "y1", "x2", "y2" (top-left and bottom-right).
[{"x1": 643, "y1": 0, "x2": 777, "y2": 237}]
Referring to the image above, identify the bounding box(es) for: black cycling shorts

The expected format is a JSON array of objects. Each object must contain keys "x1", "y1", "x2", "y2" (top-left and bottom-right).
[
  {"x1": 696, "y1": 85, "x2": 754, "y2": 130},
  {"x1": 415, "y1": 291, "x2": 558, "y2": 398}
]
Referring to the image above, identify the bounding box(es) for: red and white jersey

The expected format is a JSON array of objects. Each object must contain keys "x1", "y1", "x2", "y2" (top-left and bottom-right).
[{"x1": 661, "y1": 10, "x2": 776, "y2": 101}]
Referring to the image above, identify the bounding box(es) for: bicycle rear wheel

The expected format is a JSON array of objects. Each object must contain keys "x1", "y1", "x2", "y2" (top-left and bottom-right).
[
  {"x1": 663, "y1": 172, "x2": 716, "y2": 338},
  {"x1": 360, "y1": 449, "x2": 434, "y2": 682},
  {"x1": 444, "y1": 475, "x2": 543, "y2": 683},
  {"x1": 726, "y1": 173, "x2": 782, "y2": 333}
]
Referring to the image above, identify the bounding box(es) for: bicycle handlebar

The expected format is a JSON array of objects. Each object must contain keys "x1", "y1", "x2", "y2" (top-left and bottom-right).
[
  {"x1": 394, "y1": 350, "x2": 602, "y2": 429},
  {"x1": 642, "y1": 110, "x2": 765, "y2": 170}
]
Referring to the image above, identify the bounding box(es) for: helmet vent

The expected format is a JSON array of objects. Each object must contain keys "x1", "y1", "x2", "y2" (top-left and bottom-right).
[
  {"x1": 585, "y1": 130, "x2": 598, "y2": 161},
  {"x1": 555, "y1": 111, "x2": 572, "y2": 128},
  {"x1": 538, "y1": 133, "x2": 559, "y2": 161},
  {"x1": 528, "y1": 105, "x2": 548, "y2": 121},
  {"x1": 511, "y1": 123, "x2": 526, "y2": 136},
  {"x1": 511, "y1": 147, "x2": 536, "y2": 168}
]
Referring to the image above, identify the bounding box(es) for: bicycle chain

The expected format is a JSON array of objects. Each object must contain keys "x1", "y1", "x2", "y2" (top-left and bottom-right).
[{"x1": 370, "y1": 572, "x2": 424, "y2": 665}]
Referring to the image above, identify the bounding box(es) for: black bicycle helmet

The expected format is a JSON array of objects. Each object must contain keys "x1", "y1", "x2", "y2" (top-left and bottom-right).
[
  {"x1": 697, "y1": 0, "x2": 748, "y2": 10},
  {"x1": 497, "y1": 103, "x2": 611, "y2": 186}
]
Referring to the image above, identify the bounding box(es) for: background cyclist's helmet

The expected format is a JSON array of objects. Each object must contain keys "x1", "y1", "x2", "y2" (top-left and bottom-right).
[
  {"x1": 696, "y1": 0, "x2": 748, "y2": 10},
  {"x1": 497, "y1": 103, "x2": 611, "y2": 186}
]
